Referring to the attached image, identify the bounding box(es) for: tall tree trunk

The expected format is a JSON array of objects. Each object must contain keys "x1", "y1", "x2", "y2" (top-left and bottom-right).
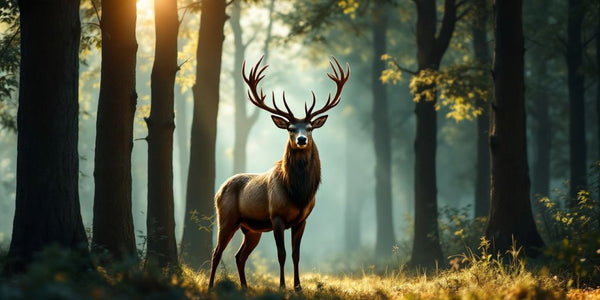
[
  {"x1": 262, "y1": 0, "x2": 275, "y2": 63},
  {"x1": 528, "y1": 0, "x2": 552, "y2": 202},
  {"x1": 472, "y1": 0, "x2": 491, "y2": 218},
  {"x1": 230, "y1": 0, "x2": 257, "y2": 174},
  {"x1": 410, "y1": 0, "x2": 456, "y2": 268},
  {"x1": 485, "y1": 0, "x2": 544, "y2": 256},
  {"x1": 181, "y1": 0, "x2": 227, "y2": 269},
  {"x1": 175, "y1": 89, "x2": 190, "y2": 207},
  {"x1": 344, "y1": 117, "x2": 361, "y2": 250},
  {"x1": 596, "y1": 8, "x2": 600, "y2": 190},
  {"x1": 567, "y1": 0, "x2": 587, "y2": 202},
  {"x1": 4, "y1": 0, "x2": 90, "y2": 274},
  {"x1": 92, "y1": 0, "x2": 138, "y2": 263},
  {"x1": 531, "y1": 58, "x2": 551, "y2": 199},
  {"x1": 146, "y1": 0, "x2": 180, "y2": 270},
  {"x1": 371, "y1": 4, "x2": 395, "y2": 257}
]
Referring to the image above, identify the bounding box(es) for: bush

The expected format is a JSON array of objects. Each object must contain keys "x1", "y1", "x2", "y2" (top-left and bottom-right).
[{"x1": 536, "y1": 162, "x2": 600, "y2": 286}]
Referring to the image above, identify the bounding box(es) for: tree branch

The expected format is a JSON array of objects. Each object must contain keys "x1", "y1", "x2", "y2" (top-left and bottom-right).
[
  {"x1": 0, "y1": 26, "x2": 19, "y2": 63},
  {"x1": 434, "y1": 0, "x2": 457, "y2": 58},
  {"x1": 583, "y1": 32, "x2": 599, "y2": 49},
  {"x1": 389, "y1": 59, "x2": 417, "y2": 75},
  {"x1": 91, "y1": 0, "x2": 101, "y2": 24}
]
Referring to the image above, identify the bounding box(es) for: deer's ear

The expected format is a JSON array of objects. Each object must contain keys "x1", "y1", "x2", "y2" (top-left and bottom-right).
[
  {"x1": 311, "y1": 115, "x2": 328, "y2": 129},
  {"x1": 271, "y1": 115, "x2": 289, "y2": 129}
]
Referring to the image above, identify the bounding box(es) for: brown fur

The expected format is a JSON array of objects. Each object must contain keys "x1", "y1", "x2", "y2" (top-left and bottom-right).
[
  {"x1": 208, "y1": 136, "x2": 321, "y2": 290},
  {"x1": 210, "y1": 56, "x2": 348, "y2": 291}
]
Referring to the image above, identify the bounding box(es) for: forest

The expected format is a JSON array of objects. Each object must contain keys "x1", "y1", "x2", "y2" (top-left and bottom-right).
[{"x1": 0, "y1": 0, "x2": 599, "y2": 298}]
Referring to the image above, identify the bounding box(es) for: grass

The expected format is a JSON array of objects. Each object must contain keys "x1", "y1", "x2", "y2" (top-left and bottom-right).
[
  {"x1": 1, "y1": 240, "x2": 598, "y2": 299},
  {"x1": 1, "y1": 253, "x2": 599, "y2": 299},
  {"x1": 182, "y1": 264, "x2": 581, "y2": 299}
]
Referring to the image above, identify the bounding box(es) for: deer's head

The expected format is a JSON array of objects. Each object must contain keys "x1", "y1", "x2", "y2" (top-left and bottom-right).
[{"x1": 243, "y1": 57, "x2": 350, "y2": 150}]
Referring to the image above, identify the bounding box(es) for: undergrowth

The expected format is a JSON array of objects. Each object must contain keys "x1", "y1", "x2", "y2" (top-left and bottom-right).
[{"x1": 0, "y1": 241, "x2": 593, "y2": 299}]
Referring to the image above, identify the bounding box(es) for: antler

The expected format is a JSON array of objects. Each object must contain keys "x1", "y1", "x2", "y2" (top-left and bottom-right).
[
  {"x1": 242, "y1": 57, "x2": 296, "y2": 121},
  {"x1": 304, "y1": 56, "x2": 350, "y2": 121}
]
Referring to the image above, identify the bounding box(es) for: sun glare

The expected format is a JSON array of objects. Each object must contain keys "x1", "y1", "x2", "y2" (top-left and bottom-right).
[{"x1": 136, "y1": 0, "x2": 154, "y2": 19}]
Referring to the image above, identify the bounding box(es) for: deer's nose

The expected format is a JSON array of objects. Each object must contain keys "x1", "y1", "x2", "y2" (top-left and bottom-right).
[{"x1": 297, "y1": 136, "x2": 307, "y2": 145}]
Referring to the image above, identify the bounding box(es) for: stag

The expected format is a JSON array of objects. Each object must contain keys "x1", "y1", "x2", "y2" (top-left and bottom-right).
[{"x1": 208, "y1": 57, "x2": 349, "y2": 290}]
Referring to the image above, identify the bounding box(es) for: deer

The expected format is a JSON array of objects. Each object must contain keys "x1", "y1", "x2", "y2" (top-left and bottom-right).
[{"x1": 208, "y1": 57, "x2": 350, "y2": 291}]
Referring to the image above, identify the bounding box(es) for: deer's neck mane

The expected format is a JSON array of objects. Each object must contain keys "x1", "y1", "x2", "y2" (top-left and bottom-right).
[{"x1": 277, "y1": 142, "x2": 321, "y2": 208}]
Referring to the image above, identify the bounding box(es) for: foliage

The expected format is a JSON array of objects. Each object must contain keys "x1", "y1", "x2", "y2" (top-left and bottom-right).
[
  {"x1": 537, "y1": 168, "x2": 600, "y2": 287},
  {"x1": 381, "y1": 54, "x2": 492, "y2": 122},
  {"x1": 0, "y1": 246, "x2": 198, "y2": 299},
  {"x1": 0, "y1": 0, "x2": 19, "y2": 131},
  {"x1": 0, "y1": 242, "x2": 583, "y2": 299},
  {"x1": 438, "y1": 205, "x2": 487, "y2": 257}
]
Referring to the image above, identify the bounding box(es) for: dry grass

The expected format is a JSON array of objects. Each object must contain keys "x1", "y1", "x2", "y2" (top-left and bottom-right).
[{"x1": 182, "y1": 263, "x2": 591, "y2": 299}]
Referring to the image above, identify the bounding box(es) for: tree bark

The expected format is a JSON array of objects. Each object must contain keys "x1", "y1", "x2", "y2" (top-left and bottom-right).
[
  {"x1": 230, "y1": 0, "x2": 258, "y2": 174},
  {"x1": 485, "y1": 0, "x2": 544, "y2": 256},
  {"x1": 181, "y1": 0, "x2": 227, "y2": 269},
  {"x1": 92, "y1": 0, "x2": 138, "y2": 263},
  {"x1": 472, "y1": 0, "x2": 491, "y2": 218},
  {"x1": 175, "y1": 88, "x2": 190, "y2": 207},
  {"x1": 344, "y1": 120, "x2": 362, "y2": 250},
  {"x1": 145, "y1": 0, "x2": 180, "y2": 270},
  {"x1": 566, "y1": 0, "x2": 587, "y2": 201},
  {"x1": 371, "y1": 4, "x2": 395, "y2": 257},
  {"x1": 531, "y1": 56, "x2": 551, "y2": 199},
  {"x1": 410, "y1": 0, "x2": 456, "y2": 268},
  {"x1": 4, "y1": 0, "x2": 90, "y2": 274},
  {"x1": 596, "y1": 6, "x2": 600, "y2": 189}
]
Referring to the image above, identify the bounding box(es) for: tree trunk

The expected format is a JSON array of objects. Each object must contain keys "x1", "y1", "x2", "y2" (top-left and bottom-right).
[
  {"x1": 472, "y1": 0, "x2": 491, "y2": 218},
  {"x1": 175, "y1": 89, "x2": 190, "y2": 206},
  {"x1": 181, "y1": 0, "x2": 227, "y2": 269},
  {"x1": 596, "y1": 7, "x2": 600, "y2": 190},
  {"x1": 145, "y1": 0, "x2": 180, "y2": 270},
  {"x1": 485, "y1": 0, "x2": 544, "y2": 256},
  {"x1": 528, "y1": 0, "x2": 552, "y2": 201},
  {"x1": 531, "y1": 58, "x2": 551, "y2": 199},
  {"x1": 92, "y1": 0, "x2": 138, "y2": 263},
  {"x1": 371, "y1": 4, "x2": 395, "y2": 257},
  {"x1": 410, "y1": 0, "x2": 456, "y2": 268},
  {"x1": 4, "y1": 0, "x2": 90, "y2": 274},
  {"x1": 567, "y1": 0, "x2": 587, "y2": 201},
  {"x1": 230, "y1": 0, "x2": 257, "y2": 174},
  {"x1": 262, "y1": 0, "x2": 275, "y2": 63},
  {"x1": 344, "y1": 119, "x2": 361, "y2": 250}
]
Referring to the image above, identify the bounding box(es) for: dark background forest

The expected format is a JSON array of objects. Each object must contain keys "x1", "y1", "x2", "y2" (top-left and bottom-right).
[{"x1": 0, "y1": 0, "x2": 599, "y2": 298}]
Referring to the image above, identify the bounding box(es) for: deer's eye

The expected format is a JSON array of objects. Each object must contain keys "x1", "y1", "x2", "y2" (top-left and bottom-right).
[{"x1": 287, "y1": 126, "x2": 296, "y2": 132}]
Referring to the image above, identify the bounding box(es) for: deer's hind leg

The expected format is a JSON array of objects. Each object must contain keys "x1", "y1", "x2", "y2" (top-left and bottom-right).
[
  {"x1": 235, "y1": 228, "x2": 262, "y2": 288},
  {"x1": 208, "y1": 218, "x2": 239, "y2": 288}
]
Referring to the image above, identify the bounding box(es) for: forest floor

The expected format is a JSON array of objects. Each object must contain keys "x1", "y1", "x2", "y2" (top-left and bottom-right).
[
  {"x1": 2, "y1": 247, "x2": 600, "y2": 299},
  {"x1": 185, "y1": 267, "x2": 600, "y2": 299}
]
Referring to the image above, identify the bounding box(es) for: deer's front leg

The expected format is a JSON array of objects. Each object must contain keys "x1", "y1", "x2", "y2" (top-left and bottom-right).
[
  {"x1": 272, "y1": 217, "x2": 286, "y2": 289},
  {"x1": 291, "y1": 220, "x2": 306, "y2": 291}
]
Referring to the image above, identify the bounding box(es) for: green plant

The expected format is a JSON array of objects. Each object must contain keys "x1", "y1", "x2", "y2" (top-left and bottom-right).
[{"x1": 537, "y1": 171, "x2": 600, "y2": 286}]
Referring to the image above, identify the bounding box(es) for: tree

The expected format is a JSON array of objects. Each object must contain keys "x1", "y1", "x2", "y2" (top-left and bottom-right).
[
  {"x1": 528, "y1": 0, "x2": 552, "y2": 200},
  {"x1": 566, "y1": 0, "x2": 587, "y2": 201},
  {"x1": 472, "y1": 0, "x2": 491, "y2": 218},
  {"x1": 92, "y1": 0, "x2": 138, "y2": 263},
  {"x1": 230, "y1": 0, "x2": 258, "y2": 174},
  {"x1": 145, "y1": 0, "x2": 180, "y2": 270},
  {"x1": 4, "y1": 0, "x2": 90, "y2": 274},
  {"x1": 597, "y1": 7, "x2": 600, "y2": 173},
  {"x1": 485, "y1": 0, "x2": 544, "y2": 255},
  {"x1": 409, "y1": 0, "x2": 458, "y2": 267},
  {"x1": 181, "y1": 0, "x2": 227, "y2": 269},
  {"x1": 371, "y1": 2, "x2": 395, "y2": 257}
]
